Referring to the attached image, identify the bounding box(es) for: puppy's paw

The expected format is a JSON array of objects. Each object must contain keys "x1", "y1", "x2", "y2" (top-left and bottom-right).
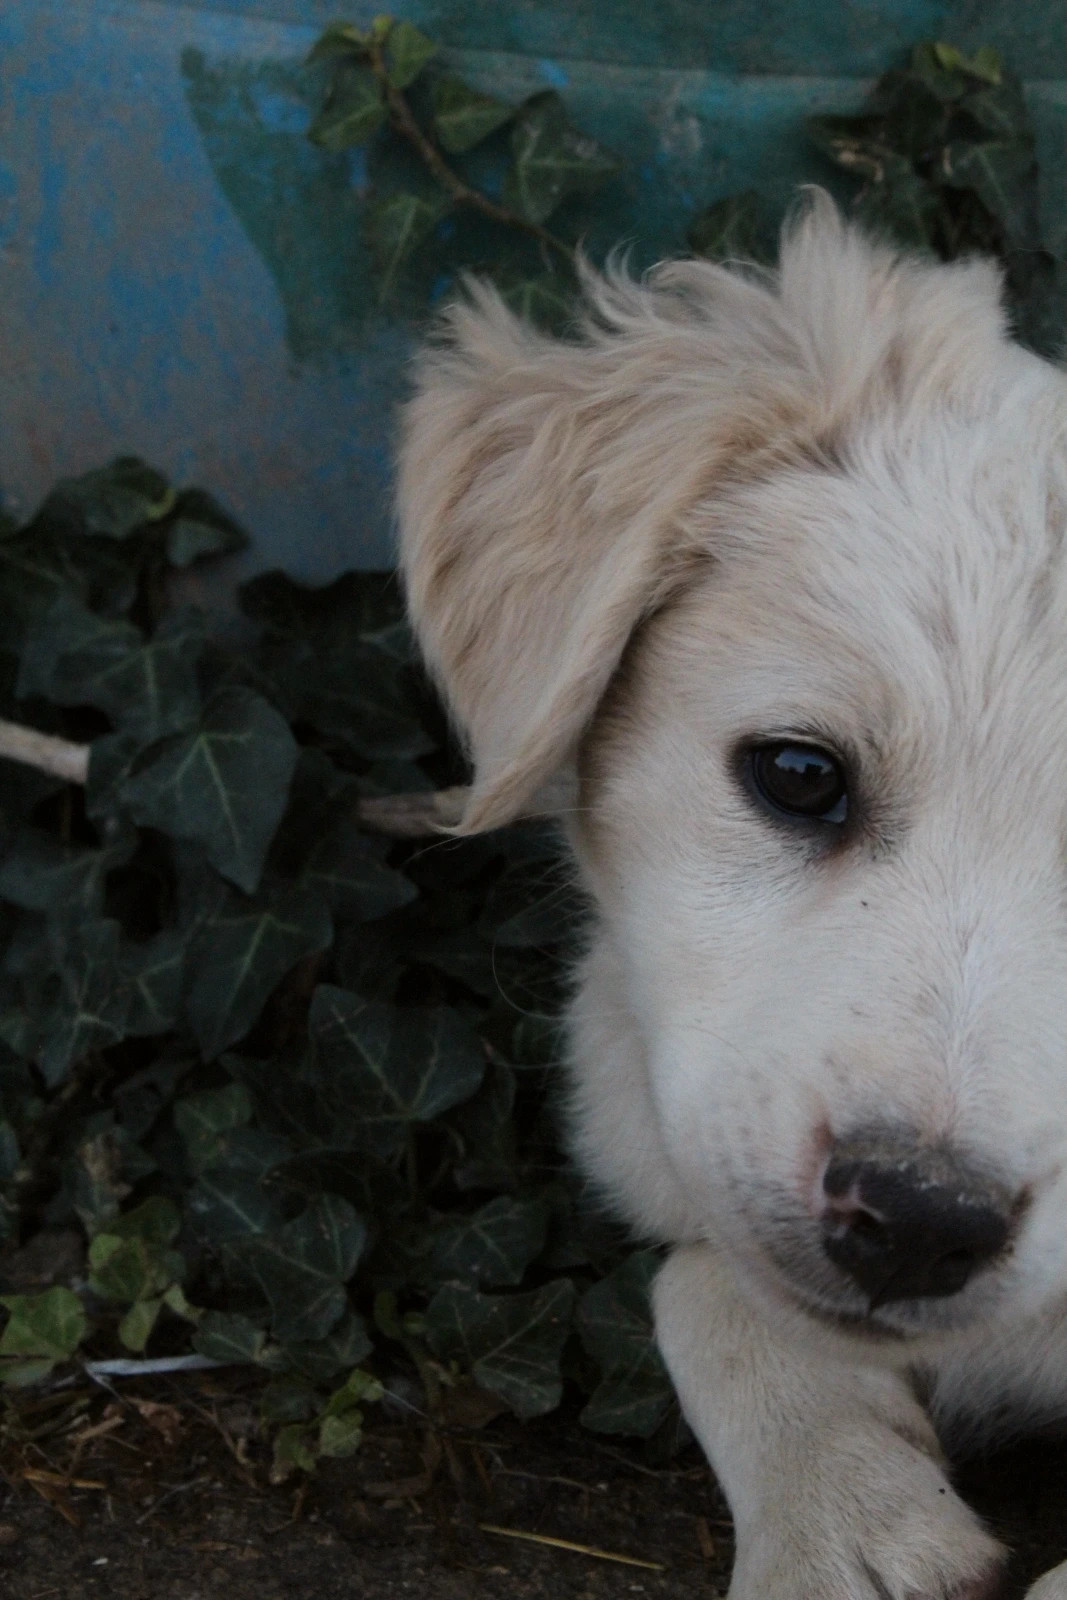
[{"x1": 728, "y1": 1420, "x2": 1005, "y2": 1600}]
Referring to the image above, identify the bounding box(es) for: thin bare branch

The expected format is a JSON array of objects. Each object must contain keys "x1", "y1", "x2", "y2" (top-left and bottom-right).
[
  {"x1": 366, "y1": 42, "x2": 574, "y2": 267},
  {"x1": 0, "y1": 718, "x2": 89, "y2": 786}
]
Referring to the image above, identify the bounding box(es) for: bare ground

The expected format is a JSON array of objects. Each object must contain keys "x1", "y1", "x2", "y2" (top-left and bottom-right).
[{"x1": 0, "y1": 1373, "x2": 1064, "y2": 1600}]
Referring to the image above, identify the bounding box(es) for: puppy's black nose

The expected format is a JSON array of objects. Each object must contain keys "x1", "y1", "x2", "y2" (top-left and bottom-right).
[{"x1": 821, "y1": 1134, "x2": 1012, "y2": 1307}]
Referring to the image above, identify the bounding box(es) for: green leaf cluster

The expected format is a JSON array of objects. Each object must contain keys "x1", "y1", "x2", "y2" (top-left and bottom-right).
[
  {"x1": 0, "y1": 456, "x2": 669, "y2": 1466},
  {"x1": 805, "y1": 40, "x2": 1067, "y2": 354},
  {"x1": 305, "y1": 14, "x2": 618, "y2": 319},
  {"x1": 304, "y1": 18, "x2": 1064, "y2": 356}
]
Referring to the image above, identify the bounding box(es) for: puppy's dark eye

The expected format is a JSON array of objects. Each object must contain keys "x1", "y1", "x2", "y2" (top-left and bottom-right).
[{"x1": 748, "y1": 742, "x2": 848, "y2": 824}]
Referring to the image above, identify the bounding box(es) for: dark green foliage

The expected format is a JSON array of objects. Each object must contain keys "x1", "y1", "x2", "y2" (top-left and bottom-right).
[
  {"x1": 576, "y1": 1252, "x2": 675, "y2": 1437},
  {"x1": 503, "y1": 91, "x2": 621, "y2": 226},
  {"x1": 806, "y1": 41, "x2": 1067, "y2": 355},
  {"x1": 304, "y1": 18, "x2": 1064, "y2": 356},
  {"x1": 688, "y1": 191, "x2": 774, "y2": 265},
  {"x1": 119, "y1": 689, "x2": 299, "y2": 893},
  {"x1": 183, "y1": 882, "x2": 332, "y2": 1058},
  {"x1": 0, "y1": 456, "x2": 664, "y2": 1467},
  {"x1": 425, "y1": 1279, "x2": 576, "y2": 1418},
  {"x1": 432, "y1": 76, "x2": 513, "y2": 155},
  {"x1": 309, "y1": 988, "x2": 487, "y2": 1151},
  {"x1": 303, "y1": 14, "x2": 618, "y2": 315},
  {"x1": 308, "y1": 62, "x2": 387, "y2": 151},
  {"x1": 366, "y1": 191, "x2": 451, "y2": 301}
]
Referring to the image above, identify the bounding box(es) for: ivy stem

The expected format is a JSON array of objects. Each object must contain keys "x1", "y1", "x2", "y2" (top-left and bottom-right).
[{"x1": 367, "y1": 44, "x2": 575, "y2": 268}]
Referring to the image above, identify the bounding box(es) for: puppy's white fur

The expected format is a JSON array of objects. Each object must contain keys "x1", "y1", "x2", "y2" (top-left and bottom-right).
[{"x1": 398, "y1": 194, "x2": 1067, "y2": 1599}]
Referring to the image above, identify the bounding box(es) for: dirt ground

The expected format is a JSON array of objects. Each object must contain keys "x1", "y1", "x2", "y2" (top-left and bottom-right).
[{"x1": 0, "y1": 1373, "x2": 1065, "y2": 1600}]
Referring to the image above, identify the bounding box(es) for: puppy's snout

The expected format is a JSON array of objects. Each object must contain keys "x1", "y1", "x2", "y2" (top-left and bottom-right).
[{"x1": 820, "y1": 1134, "x2": 1013, "y2": 1308}]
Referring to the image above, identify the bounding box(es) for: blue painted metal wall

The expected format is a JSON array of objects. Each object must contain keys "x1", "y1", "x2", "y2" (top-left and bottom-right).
[{"x1": 2, "y1": 1, "x2": 1066, "y2": 574}]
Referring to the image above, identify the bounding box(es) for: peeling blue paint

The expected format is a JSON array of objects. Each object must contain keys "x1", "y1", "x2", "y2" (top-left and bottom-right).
[
  {"x1": 2, "y1": 0, "x2": 1067, "y2": 574},
  {"x1": 0, "y1": 163, "x2": 18, "y2": 251},
  {"x1": 538, "y1": 59, "x2": 570, "y2": 88},
  {"x1": 31, "y1": 157, "x2": 66, "y2": 291}
]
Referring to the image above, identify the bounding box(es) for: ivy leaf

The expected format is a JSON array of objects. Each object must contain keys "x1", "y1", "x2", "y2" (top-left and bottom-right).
[
  {"x1": 910, "y1": 40, "x2": 972, "y2": 103},
  {"x1": 239, "y1": 569, "x2": 406, "y2": 642},
  {"x1": 940, "y1": 139, "x2": 1038, "y2": 249},
  {"x1": 19, "y1": 594, "x2": 204, "y2": 740},
  {"x1": 280, "y1": 1311, "x2": 374, "y2": 1382},
  {"x1": 806, "y1": 116, "x2": 898, "y2": 182},
  {"x1": 445, "y1": 1060, "x2": 518, "y2": 1192},
  {"x1": 118, "y1": 1297, "x2": 164, "y2": 1353},
  {"x1": 306, "y1": 21, "x2": 369, "y2": 63},
  {"x1": 227, "y1": 1195, "x2": 366, "y2": 1343},
  {"x1": 18, "y1": 593, "x2": 141, "y2": 703},
  {"x1": 432, "y1": 75, "x2": 513, "y2": 153},
  {"x1": 868, "y1": 71, "x2": 946, "y2": 163},
  {"x1": 192, "y1": 1310, "x2": 270, "y2": 1364},
  {"x1": 963, "y1": 75, "x2": 1031, "y2": 141},
  {"x1": 304, "y1": 640, "x2": 433, "y2": 758},
  {"x1": 0, "y1": 1287, "x2": 87, "y2": 1385},
  {"x1": 425, "y1": 1279, "x2": 575, "y2": 1418},
  {"x1": 221, "y1": 1051, "x2": 338, "y2": 1151},
  {"x1": 309, "y1": 986, "x2": 485, "y2": 1153},
  {"x1": 576, "y1": 1252, "x2": 674, "y2": 1437},
  {"x1": 121, "y1": 929, "x2": 187, "y2": 1038},
  {"x1": 0, "y1": 524, "x2": 135, "y2": 648},
  {"x1": 498, "y1": 272, "x2": 574, "y2": 332},
  {"x1": 88, "y1": 1231, "x2": 183, "y2": 1305},
  {"x1": 0, "y1": 1121, "x2": 20, "y2": 1183},
  {"x1": 36, "y1": 919, "x2": 131, "y2": 1085},
  {"x1": 303, "y1": 814, "x2": 416, "y2": 922},
  {"x1": 184, "y1": 881, "x2": 332, "y2": 1059},
  {"x1": 688, "y1": 191, "x2": 767, "y2": 263},
  {"x1": 238, "y1": 571, "x2": 428, "y2": 757},
  {"x1": 164, "y1": 490, "x2": 249, "y2": 568},
  {"x1": 317, "y1": 1368, "x2": 382, "y2": 1459},
  {"x1": 186, "y1": 1169, "x2": 281, "y2": 1243},
  {"x1": 504, "y1": 91, "x2": 619, "y2": 225},
  {"x1": 383, "y1": 21, "x2": 438, "y2": 90},
  {"x1": 261, "y1": 1377, "x2": 319, "y2": 1422},
  {"x1": 106, "y1": 1196, "x2": 182, "y2": 1247},
  {"x1": 119, "y1": 688, "x2": 299, "y2": 894},
  {"x1": 308, "y1": 62, "x2": 386, "y2": 151},
  {"x1": 174, "y1": 1084, "x2": 254, "y2": 1175},
  {"x1": 430, "y1": 1195, "x2": 548, "y2": 1288},
  {"x1": 0, "y1": 825, "x2": 134, "y2": 918},
  {"x1": 1011, "y1": 253, "x2": 1067, "y2": 360},
  {"x1": 933, "y1": 41, "x2": 1002, "y2": 85},
  {"x1": 36, "y1": 457, "x2": 176, "y2": 540},
  {"x1": 271, "y1": 1422, "x2": 318, "y2": 1481},
  {"x1": 367, "y1": 192, "x2": 450, "y2": 301},
  {"x1": 318, "y1": 1409, "x2": 364, "y2": 1458},
  {"x1": 855, "y1": 156, "x2": 941, "y2": 248},
  {"x1": 0, "y1": 534, "x2": 83, "y2": 646}
]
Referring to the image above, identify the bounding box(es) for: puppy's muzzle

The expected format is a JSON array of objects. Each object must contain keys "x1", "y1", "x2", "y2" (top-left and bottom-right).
[{"x1": 820, "y1": 1132, "x2": 1015, "y2": 1309}]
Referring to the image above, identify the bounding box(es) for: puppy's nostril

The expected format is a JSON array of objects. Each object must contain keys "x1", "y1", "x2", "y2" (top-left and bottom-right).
[
  {"x1": 842, "y1": 1207, "x2": 887, "y2": 1245},
  {"x1": 928, "y1": 1248, "x2": 977, "y2": 1298},
  {"x1": 820, "y1": 1134, "x2": 1012, "y2": 1308}
]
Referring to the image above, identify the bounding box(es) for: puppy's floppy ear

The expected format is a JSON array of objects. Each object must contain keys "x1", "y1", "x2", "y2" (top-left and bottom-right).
[
  {"x1": 397, "y1": 270, "x2": 784, "y2": 833},
  {"x1": 397, "y1": 195, "x2": 1009, "y2": 833}
]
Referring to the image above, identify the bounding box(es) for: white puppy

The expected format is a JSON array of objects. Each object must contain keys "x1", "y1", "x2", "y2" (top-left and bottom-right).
[{"x1": 398, "y1": 193, "x2": 1067, "y2": 1599}]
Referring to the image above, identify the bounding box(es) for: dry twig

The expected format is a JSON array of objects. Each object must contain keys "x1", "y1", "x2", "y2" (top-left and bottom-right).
[
  {"x1": 0, "y1": 718, "x2": 89, "y2": 785},
  {"x1": 0, "y1": 716, "x2": 470, "y2": 837},
  {"x1": 479, "y1": 1522, "x2": 666, "y2": 1571}
]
